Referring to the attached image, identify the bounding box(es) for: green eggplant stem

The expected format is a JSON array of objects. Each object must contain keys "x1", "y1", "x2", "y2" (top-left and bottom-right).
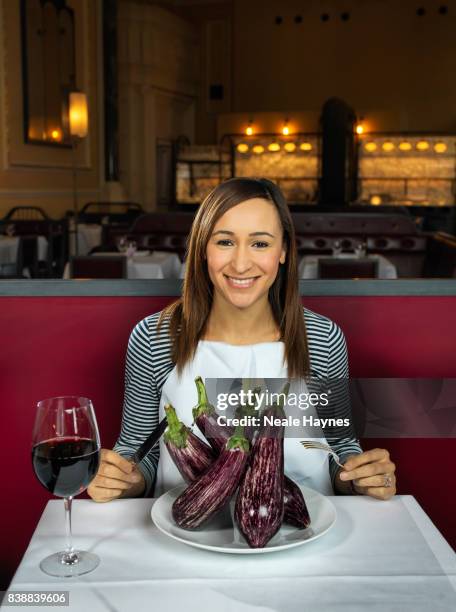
[
  {"x1": 192, "y1": 376, "x2": 215, "y2": 419},
  {"x1": 226, "y1": 424, "x2": 250, "y2": 453},
  {"x1": 164, "y1": 404, "x2": 188, "y2": 448}
]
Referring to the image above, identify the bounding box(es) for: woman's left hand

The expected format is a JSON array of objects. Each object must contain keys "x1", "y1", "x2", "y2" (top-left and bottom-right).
[{"x1": 340, "y1": 448, "x2": 396, "y2": 500}]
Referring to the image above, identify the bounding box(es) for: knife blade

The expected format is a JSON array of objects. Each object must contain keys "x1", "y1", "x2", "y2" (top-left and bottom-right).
[{"x1": 129, "y1": 416, "x2": 167, "y2": 465}]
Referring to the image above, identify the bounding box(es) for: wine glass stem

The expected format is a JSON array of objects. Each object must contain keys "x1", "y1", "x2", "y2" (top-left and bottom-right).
[{"x1": 62, "y1": 496, "x2": 78, "y2": 565}]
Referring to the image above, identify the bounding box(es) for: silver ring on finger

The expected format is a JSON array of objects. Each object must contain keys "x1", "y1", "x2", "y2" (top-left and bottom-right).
[{"x1": 383, "y1": 473, "x2": 393, "y2": 488}]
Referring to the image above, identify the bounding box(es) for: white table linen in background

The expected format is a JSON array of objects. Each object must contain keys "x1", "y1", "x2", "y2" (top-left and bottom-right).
[
  {"x1": 0, "y1": 236, "x2": 19, "y2": 265},
  {"x1": 71, "y1": 224, "x2": 103, "y2": 256},
  {"x1": 5, "y1": 496, "x2": 455, "y2": 612},
  {"x1": 0, "y1": 236, "x2": 48, "y2": 265},
  {"x1": 298, "y1": 253, "x2": 398, "y2": 279},
  {"x1": 63, "y1": 250, "x2": 183, "y2": 279}
]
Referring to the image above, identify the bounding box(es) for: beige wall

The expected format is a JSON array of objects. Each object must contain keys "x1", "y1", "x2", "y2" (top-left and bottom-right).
[
  {"x1": 0, "y1": 0, "x2": 103, "y2": 218},
  {"x1": 224, "y1": 0, "x2": 456, "y2": 135},
  {"x1": 118, "y1": 0, "x2": 198, "y2": 209}
]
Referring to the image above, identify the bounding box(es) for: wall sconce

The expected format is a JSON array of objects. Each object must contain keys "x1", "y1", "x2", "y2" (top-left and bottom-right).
[
  {"x1": 434, "y1": 142, "x2": 447, "y2": 153},
  {"x1": 355, "y1": 118, "x2": 364, "y2": 135},
  {"x1": 69, "y1": 92, "x2": 88, "y2": 138},
  {"x1": 382, "y1": 141, "x2": 395, "y2": 152},
  {"x1": 245, "y1": 119, "x2": 254, "y2": 136},
  {"x1": 284, "y1": 142, "x2": 296, "y2": 152},
  {"x1": 69, "y1": 91, "x2": 89, "y2": 255},
  {"x1": 416, "y1": 140, "x2": 430, "y2": 151},
  {"x1": 282, "y1": 118, "x2": 290, "y2": 136}
]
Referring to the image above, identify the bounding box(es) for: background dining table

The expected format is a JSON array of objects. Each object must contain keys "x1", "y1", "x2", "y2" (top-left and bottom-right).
[
  {"x1": 63, "y1": 250, "x2": 183, "y2": 279},
  {"x1": 3, "y1": 494, "x2": 455, "y2": 612},
  {"x1": 298, "y1": 253, "x2": 398, "y2": 279},
  {"x1": 0, "y1": 235, "x2": 48, "y2": 265},
  {"x1": 92, "y1": 250, "x2": 183, "y2": 279}
]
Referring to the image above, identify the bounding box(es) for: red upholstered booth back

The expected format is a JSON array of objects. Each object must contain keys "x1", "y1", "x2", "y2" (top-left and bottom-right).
[{"x1": 1, "y1": 295, "x2": 455, "y2": 589}]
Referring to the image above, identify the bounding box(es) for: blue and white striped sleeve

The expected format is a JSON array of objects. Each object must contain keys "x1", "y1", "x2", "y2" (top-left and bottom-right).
[
  {"x1": 113, "y1": 318, "x2": 160, "y2": 497},
  {"x1": 326, "y1": 321, "x2": 363, "y2": 492}
]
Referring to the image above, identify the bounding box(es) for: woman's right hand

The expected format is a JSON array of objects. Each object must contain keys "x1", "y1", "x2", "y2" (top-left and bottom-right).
[{"x1": 87, "y1": 449, "x2": 146, "y2": 502}]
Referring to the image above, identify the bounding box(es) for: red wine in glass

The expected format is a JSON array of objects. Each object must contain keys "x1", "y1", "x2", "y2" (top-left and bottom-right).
[
  {"x1": 32, "y1": 437, "x2": 100, "y2": 498},
  {"x1": 31, "y1": 397, "x2": 101, "y2": 577}
]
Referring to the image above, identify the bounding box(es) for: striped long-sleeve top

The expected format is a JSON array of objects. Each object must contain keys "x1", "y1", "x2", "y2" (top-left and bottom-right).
[{"x1": 113, "y1": 306, "x2": 363, "y2": 496}]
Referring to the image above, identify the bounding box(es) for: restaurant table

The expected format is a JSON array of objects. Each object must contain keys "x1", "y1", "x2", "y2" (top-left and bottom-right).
[
  {"x1": 0, "y1": 235, "x2": 48, "y2": 265},
  {"x1": 3, "y1": 495, "x2": 455, "y2": 612},
  {"x1": 70, "y1": 224, "x2": 103, "y2": 257},
  {"x1": 63, "y1": 251, "x2": 182, "y2": 279},
  {"x1": 299, "y1": 253, "x2": 398, "y2": 279}
]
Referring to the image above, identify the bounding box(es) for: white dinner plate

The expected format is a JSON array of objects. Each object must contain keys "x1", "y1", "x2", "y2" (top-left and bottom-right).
[{"x1": 151, "y1": 484, "x2": 336, "y2": 554}]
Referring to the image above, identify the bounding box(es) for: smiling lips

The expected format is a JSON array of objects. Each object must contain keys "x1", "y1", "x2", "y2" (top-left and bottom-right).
[{"x1": 224, "y1": 274, "x2": 260, "y2": 289}]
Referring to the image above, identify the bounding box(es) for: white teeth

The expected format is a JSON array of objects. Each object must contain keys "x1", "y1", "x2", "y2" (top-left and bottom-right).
[{"x1": 226, "y1": 275, "x2": 257, "y2": 287}]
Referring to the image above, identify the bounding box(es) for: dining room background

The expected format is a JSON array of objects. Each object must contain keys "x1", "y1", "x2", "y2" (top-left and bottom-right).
[{"x1": 0, "y1": 0, "x2": 455, "y2": 216}]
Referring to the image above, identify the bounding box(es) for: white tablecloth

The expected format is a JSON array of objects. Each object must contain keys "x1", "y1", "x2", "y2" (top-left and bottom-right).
[
  {"x1": 70, "y1": 224, "x2": 103, "y2": 257},
  {"x1": 299, "y1": 253, "x2": 398, "y2": 279},
  {"x1": 63, "y1": 251, "x2": 182, "y2": 279},
  {"x1": 4, "y1": 496, "x2": 455, "y2": 611},
  {"x1": 0, "y1": 236, "x2": 48, "y2": 264}
]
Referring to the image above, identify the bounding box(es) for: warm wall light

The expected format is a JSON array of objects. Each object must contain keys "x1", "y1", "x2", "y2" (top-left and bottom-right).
[
  {"x1": 69, "y1": 92, "x2": 89, "y2": 138},
  {"x1": 382, "y1": 141, "x2": 395, "y2": 152},
  {"x1": 237, "y1": 143, "x2": 249, "y2": 153},
  {"x1": 364, "y1": 142, "x2": 377, "y2": 152},
  {"x1": 416, "y1": 140, "x2": 430, "y2": 151},
  {"x1": 399, "y1": 141, "x2": 412, "y2": 151},
  {"x1": 282, "y1": 118, "x2": 290, "y2": 136},
  {"x1": 268, "y1": 142, "x2": 281, "y2": 152},
  {"x1": 50, "y1": 128, "x2": 62, "y2": 141},
  {"x1": 284, "y1": 142, "x2": 296, "y2": 152},
  {"x1": 300, "y1": 142, "x2": 312, "y2": 151},
  {"x1": 434, "y1": 142, "x2": 447, "y2": 153},
  {"x1": 370, "y1": 195, "x2": 382, "y2": 205},
  {"x1": 245, "y1": 119, "x2": 254, "y2": 136},
  {"x1": 252, "y1": 145, "x2": 265, "y2": 154},
  {"x1": 355, "y1": 123, "x2": 364, "y2": 135}
]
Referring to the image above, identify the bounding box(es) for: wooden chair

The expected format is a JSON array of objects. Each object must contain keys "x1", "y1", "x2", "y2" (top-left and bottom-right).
[
  {"x1": 317, "y1": 258, "x2": 378, "y2": 279},
  {"x1": 3, "y1": 206, "x2": 49, "y2": 221},
  {"x1": 78, "y1": 202, "x2": 143, "y2": 224},
  {"x1": 70, "y1": 256, "x2": 127, "y2": 279}
]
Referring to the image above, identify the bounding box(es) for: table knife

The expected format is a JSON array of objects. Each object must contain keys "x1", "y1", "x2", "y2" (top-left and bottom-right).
[{"x1": 129, "y1": 417, "x2": 167, "y2": 465}]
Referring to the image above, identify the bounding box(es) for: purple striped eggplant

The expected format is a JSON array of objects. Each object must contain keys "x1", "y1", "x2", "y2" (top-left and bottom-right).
[
  {"x1": 164, "y1": 404, "x2": 215, "y2": 483},
  {"x1": 192, "y1": 376, "x2": 232, "y2": 453},
  {"x1": 283, "y1": 475, "x2": 311, "y2": 528},
  {"x1": 172, "y1": 426, "x2": 250, "y2": 530},
  {"x1": 234, "y1": 385, "x2": 262, "y2": 443},
  {"x1": 234, "y1": 383, "x2": 289, "y2": 548}
]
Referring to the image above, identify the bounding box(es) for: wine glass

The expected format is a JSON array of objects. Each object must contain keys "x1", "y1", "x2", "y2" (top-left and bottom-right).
[
  {"x1": 126, "y1": 240, "x2": 137, "y2": 258},
  {"x1": 5, "y1": 223, "x2": 15, "y2": 237},
  {"x1": 354, "y1": 242, "x2": 367, "y2": 258},
  {"x1": 31, "y1": 396, "x2": 101, "y2": 577},
  {"x1": 332, "y1": 240, "x2": 342, "y2": 257},
  {"x1": 116, "y1": 236, "x2": 128, "y2": 253}
]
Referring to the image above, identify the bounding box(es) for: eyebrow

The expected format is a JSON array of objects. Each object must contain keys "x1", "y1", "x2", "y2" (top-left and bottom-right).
[{"x1": 212, "y1": 230, "x2": 275, "y2": 238}]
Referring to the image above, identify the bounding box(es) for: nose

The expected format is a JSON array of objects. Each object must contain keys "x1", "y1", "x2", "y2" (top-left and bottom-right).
[{"x1": 230, "y1": 244, "x2": 253, "y2": 274}]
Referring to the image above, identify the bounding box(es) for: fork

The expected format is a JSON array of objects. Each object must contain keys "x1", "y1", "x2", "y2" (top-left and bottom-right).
[{"x1": 300, "y1": 440, "x2": 345, "y2": 469}]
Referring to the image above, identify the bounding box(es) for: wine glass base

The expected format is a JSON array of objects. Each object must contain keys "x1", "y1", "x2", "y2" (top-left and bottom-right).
[{"x1": 40, "y1": 550, "x2": 100, "y2": 578}]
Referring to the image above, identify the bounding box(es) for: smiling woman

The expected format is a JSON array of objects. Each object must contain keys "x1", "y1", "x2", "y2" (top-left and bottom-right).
[{"x1": 87, "y1": 178, "x2": 396, "y2": 503}]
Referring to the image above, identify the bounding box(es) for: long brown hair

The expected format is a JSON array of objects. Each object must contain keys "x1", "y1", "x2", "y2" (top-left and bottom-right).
[{"x1": 158, "y1": 177, "x2": 310, "y2": 379}]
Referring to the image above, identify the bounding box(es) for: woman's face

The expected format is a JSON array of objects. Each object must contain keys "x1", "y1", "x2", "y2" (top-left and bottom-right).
[{"x1": 206, "y1": 197, "x2": 286, "y2": 310}]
